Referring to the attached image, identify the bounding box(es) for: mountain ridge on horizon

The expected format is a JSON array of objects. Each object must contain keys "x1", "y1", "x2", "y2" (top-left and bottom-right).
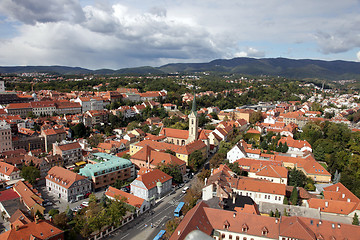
[{"x1": 1, "y1": 57, "x2": 360, "y2": 80}]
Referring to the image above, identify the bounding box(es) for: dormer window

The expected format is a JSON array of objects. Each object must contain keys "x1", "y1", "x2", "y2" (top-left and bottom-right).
[
  {"x1": 242, "y1": 223, "x2": 248, "y2": 232},
  {"x1": 262, "y1": 227, "x2": 268, "y2": 236},
  {"x1": 223, "y1": 220, "x2": 230, "y2": 230}
]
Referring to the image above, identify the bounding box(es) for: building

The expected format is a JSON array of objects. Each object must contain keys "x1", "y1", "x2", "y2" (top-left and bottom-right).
[
  {"x1": 105, "y1": 186, "x2": 150, "y2": 215},
  {"x1": 52, "y1": 141, "x2": 82, "y2": 166},
  {"x1": 130, "y1": 145, "x2": 186, "y2": 175},
  {"x1": 0, "y1": 162, "x2": 20, "y2": 182},
  {"x1": 79, "y1": 153, "x2": 135, "y2": 190},
  {"x1": 5, "y1": 103, "x2": 32, "y2": 118},
  {"x1": 46, "y1": 166, "x2": 92, "y2": 202},
  {"x1": 170, "y1": 201, "x2": 360, "y2": 240},
  {"x1": 0, "y1": 219, "x2": 64, "y2": 240},
  {"x1": 83, "y1": 110, "x2": 109, "y2": 127},
  {"x1": 13, "y1": 181, "x2": 45, "y2": 216},
  {"x1": 248, "y1": 164, "x2": 288, "y2": 185},
  {"x1": 130, "y1": 169, "x2": 172, "y2": 202},
  {"x1": 74, "y1": 96, "x2": 104, "y2": 113},
  {"x1": 0, "y1": 122, "x2": 13, "y2": 152},
  {"x1": 130, "y1": 139, "x2": 207, "y2": 165},
  {"x1": 30, "y1": 101, "x2": 56, "y2": 116},
  {"x1": 41, "y1": 126, "x2": 67, "y2": 152},
  {"x1": 12, "y1": 135, "x2": 45, "y2": 152}
]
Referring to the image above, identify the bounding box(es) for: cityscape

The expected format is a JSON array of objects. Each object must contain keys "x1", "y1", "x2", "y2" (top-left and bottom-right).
[{"x1": 1, "y1": 1, "x2": 360, "y2": 240}]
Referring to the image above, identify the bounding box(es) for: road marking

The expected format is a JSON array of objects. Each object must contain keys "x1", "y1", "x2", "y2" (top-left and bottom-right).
[
  {"x1": 153, "y1": 205, "x2": 172, "y2": 219},
  {"x1": 120, "y1": 233, "x2": 129, "y2": 240}
]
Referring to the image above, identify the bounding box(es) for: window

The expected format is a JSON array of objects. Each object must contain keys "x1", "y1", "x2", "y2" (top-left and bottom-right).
[{"x1": 229, "y1": 235, "x2": 232, "y2": 239}]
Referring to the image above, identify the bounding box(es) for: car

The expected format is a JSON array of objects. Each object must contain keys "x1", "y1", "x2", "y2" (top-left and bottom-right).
[
  {"x1": 81, "y1": 201, "x2": 89, "y2": 207},
  {"x1": 84, "y1": 192, "x2": 91, "y2": 198},
  {"x1": 182, "y1": 186, "x2": 189, "y2": 194}
]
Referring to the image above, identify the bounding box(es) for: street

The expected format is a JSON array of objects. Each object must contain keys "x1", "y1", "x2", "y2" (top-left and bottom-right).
[{"x1": 105, "y1": 184, "x2": 186, "y2": 240}]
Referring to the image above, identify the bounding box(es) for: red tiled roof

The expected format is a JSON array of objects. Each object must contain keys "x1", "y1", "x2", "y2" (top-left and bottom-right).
[
  {"x1": 105, "y1": 186, "x2": 145, "y2": 209},
  {"x1": 57, "y1": 142, "x2": 81, "y2": 151},
  {"x1": 160, "y1": 127, "x2": 188, "y2": 139},
  {"x1": 134, "y1": 169, "x2": 172, "y2": 190},
  {"x1": 0, "y1": 189, "x2": 19, "y2": 202},
  {"x1": 0, "y1": 220, "x2": 64, "y2": 240},
  {"x1": 0, "y1": 162, "x2": 19, "y2": 176},
  {"x1": 236, "y1": 177, "x2": 286, "y2": 195},
  {"x1": 308, "y1": 198, "x2": 357, "y2": 215},
  {"x1": 46, "y1": 166, "x2": 87, "y2": 189}
]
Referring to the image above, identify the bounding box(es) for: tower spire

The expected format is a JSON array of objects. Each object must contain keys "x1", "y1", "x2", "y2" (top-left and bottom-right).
[{"x1": 191, "y1": 86, "x2": 197, "y2": 115}]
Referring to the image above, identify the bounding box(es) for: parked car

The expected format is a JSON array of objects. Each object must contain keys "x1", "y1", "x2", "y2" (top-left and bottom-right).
[
  {"x1": 81, "y1": 201, "x2": 89, "y2": 207},
  {"x1": 182, "y1": 186, "x2": 189, "y2": 194}
]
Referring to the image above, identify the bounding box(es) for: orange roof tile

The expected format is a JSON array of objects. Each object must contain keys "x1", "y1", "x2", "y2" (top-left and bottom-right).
[
  {"x1": 46, "y1": 166, "x2": 87, "y2": 189},
  {"x1": 134, "y1": 169, "x2": 172, "y2": 190},
  {"x1": 105, "y1": 186, "x2": 145, "y2": 209}
]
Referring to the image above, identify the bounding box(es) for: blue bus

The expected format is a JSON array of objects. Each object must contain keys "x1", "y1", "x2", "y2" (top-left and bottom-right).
[
  {"x1": 153, "y1": 230, "x2": 166, "y2": 240},
  {"x1": 174, "y1": 201, "x2": 185, "y2": 217}
]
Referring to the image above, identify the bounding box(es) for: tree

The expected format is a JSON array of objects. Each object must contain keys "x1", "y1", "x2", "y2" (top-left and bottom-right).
[
  {"x1": 275, "y1": 209, "x2": 280, "y2": 218},
  {"x1": 20, "y1": 165, "x2": 40, "y2": 185},
  {"x1": 290, "y1": 187, "x2": 299, "y2": 205},
  {"x1": 197, "y1": 168, "x2": 210, "y2": 183},
  {"x1": 107, "y1": 197, "x2": 127, "y2": 227},
  {"x1": 48, "y1": 209, "x2": 60, "y2": 218},
  {"x1": 71, "y1": 123, "x2": 87, "y2": 138},
  {"x1": 188, "y1": 150, "x2": 205, "y2": 172},
  {"x1": 288, "y1": 168, "x2": 307, "y2": 187},
  {"x1": 269, "y1": 210, "x2": 274, "y2": 217},
  {"x1": 27, "y1": 111, "x2": 36, "y2": 119},
  {"x1": 157, "y1": 163, "x2": 183, "y2": 183},
  {"x1": 281, "y1": 142, "x2": 289, "y2": 153},
  {"x1": 353, "y1": 212, "x2": 359, "y2": 225},
  {"x1": 53, "y1": 212, "x2": 68, "y2": 230},
  {"x1": 87, "y1": 134, "x2": 104, "y2": 148}
]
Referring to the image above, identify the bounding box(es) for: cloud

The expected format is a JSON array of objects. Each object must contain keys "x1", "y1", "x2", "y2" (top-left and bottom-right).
[
  {"x1": 1, "y1": 0, "x2": 360, "y2": 68},
  {"x1": 357, "y1": 51, "x2": 360, "y2": 61},
  {"x1": 234, "y1": 47, "x2": 265, "y2": 58},
  {"x1": 0, "y1": 0, "x2": 84, "y2": 24}
]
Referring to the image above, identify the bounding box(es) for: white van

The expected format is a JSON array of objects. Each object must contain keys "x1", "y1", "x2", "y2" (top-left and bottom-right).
[{"x1": 182, "y1": 186, "x2": 189, "y2": 194}]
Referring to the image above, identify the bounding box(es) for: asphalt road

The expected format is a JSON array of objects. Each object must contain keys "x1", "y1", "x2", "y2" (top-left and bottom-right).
[{"x1": 105, "y1": 185, "x2": 187, "y2": 240}]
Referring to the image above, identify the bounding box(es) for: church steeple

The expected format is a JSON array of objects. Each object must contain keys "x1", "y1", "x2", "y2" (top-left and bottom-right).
[{"x1": 187, "y1": 90, "x2": 198, "y2": 144}]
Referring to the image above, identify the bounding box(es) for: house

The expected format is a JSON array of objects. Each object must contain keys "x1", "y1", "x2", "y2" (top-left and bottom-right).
[
  {"x1": 74, "y1": 96, "x2": 104, "y2": 113},
  {"x1": 0, "y1": 189, "x2": 21, "y2": 219},
  {"x1": 130, "y1": 139, "x2": 207, "y2": 165},
  {"x1": 40, "y1": 126, "x2": 67, "y2": 152},
  {"x1": 0, "y1": 162, "x2": 20, "y2": 182},
  {"x1": 30, "y1": 101, "x2": 56, "y2": 116},
  {"x1": 130, "y1": 169, "x2": 172, "y2": 202},
  {"x1": 5, "y1": 103, "x2": 32, "y2": 118},
  {"x1": 227, "y1": 140, "x2": 248, "y2": 163},
  {"x1": 52, "y1": 141, "x2": 82, "y2": 166},
  {"x1": 0, "y1": 219, "x2": 64, "y2": 240},
  {"x1": 130, "y1": 145, "x2": 186, "y2": 175},
  {"x1": 46, "y1": 166, "x2": 92, "y2": 202},
  {"x1": 105, "y1": 186, "x2": 150, "y2": 215},
  {"x1": 248, "y1": 164, "x2": 288, "y2": 185},
  {"x1": 0, "y1": 123, "x2": 13, "y2": 152},
  {"x1": 170, "y1": 201, "x2": 360, "y2": 240},
  {"x1": 13, "y1": 181, "x2": 45, "y2": 216},
  {"x1": 163, "y1": 103, "x2": 177, "y2": 111},
  {"x1": 79, "y1": 153, "x2": 135, "y2": 190},
  {"x1": 278, "y1": 136, "x2": 312, "y2": 155},
  {"x1": 24, "y1": 154, "x2": 62, "y2": 178}
]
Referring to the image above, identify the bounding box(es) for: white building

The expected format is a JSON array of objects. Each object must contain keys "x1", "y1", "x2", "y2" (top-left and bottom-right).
[
  {"x1": 130, "y1": 169, "x2": 172, "y2": 202},
  {"x1": 0, "y1": 122, "x2": 12, "y2": 152},
  {"x1": 227, "y1": 142, "x2": 247, "y2": 163},
  {"x1": 74, "y1": 97, "x2": 104, "y2": 113},
  {"x1": 46, "y1": 166, "x2": 92, "y2": 202},
  {"x1": 0, "y1": 162, "x2": 20, "y2": 181}
]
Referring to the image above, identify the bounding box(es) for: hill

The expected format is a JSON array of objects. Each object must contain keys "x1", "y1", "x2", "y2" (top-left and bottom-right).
[{"x1": 1, "y1": 57, "x2": 360, "y2": 80}]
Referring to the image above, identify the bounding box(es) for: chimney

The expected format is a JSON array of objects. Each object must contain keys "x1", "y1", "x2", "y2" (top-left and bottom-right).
[
  {"x1": 178, "y1": 230, "x2": 181, "y2": 236},
  {"x1": 275, "y1": 219, "x2": 278, "y2": 224},
  {"x1": 325, "y1": 201, "x2": 328, "y2": 207},
  {"x1": 319, "y1": 220, "x2": 322, "y2": 225},
  {"x1": 336, "y1": 186, "x2": 339, "y2": 191},
  {"x1": 347, "y1": 199, "x2": 351, "y2": 202},
  {"x1": 233, "y1": 194, "x2": 236, "y2": 204},
  {"x1": 342, "y1": 193, "x2": 345, "y2": 198}
]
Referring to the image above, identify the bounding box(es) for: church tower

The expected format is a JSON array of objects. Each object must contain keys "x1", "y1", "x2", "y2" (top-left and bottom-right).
[{"x1": 187, "y1": 93, "x2": 198, "y2": 144}]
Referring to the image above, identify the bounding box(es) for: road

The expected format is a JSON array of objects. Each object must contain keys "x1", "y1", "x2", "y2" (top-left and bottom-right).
[{"x1": 105, "y1": 183, "x2": 188, "y2": 240}]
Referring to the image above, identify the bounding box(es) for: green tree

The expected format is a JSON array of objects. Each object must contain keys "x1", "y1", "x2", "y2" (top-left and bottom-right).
[
  {"x1": 107, "y1": 197, "x2": 127, "y2": 227},
  {"x1": 288, "y1": 168, "x2": 307, "y2": 187},
  {"x1": 353, "y1": 212, "x2": 359, "y2": 225},
  {"x1": 20, "y1": 165, "x2": 40, "y2": 185},
  {"x1": 157, "y1": 163, "x2": 183, "y2": 184},
  {"x1": 71, "y1": 123, "x2": 87, "y2": 138},
  {"x1": 53, "y1": 212, "x2": 68, "y2": 230},
  {"x1": 48, "y1": 209, "x2": 60, "y2": 218},
  {"x1": 275, "y1": 209, "x2": 280, "y2": 218},
  {"x1": 290, "y1": 187, "x2": 299, "y2": 205},
  {"x1": 87, "y1": 134, "x2": 104, "y2": 148},
  {"x1": 188, "y1": 150, "x2": 205, "y2": 172}
]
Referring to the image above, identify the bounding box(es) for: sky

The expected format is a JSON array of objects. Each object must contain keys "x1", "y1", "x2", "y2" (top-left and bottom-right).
[{"x1": 0, "y1": 0, "x2": 360, "y2": 69}]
